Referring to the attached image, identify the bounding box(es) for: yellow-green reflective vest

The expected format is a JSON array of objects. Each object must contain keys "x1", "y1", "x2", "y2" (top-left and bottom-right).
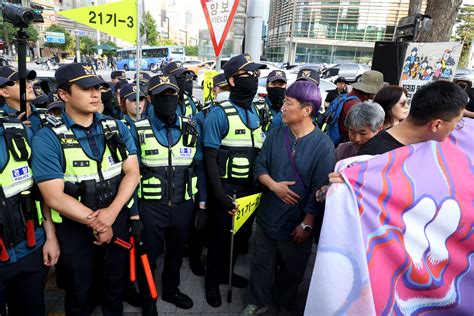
[
  {"x1": 135, "y1": 116, "x2": 198, "y2": 206},
  {"x1": 0, "y1": 117, "x2": 40, "y2": 248},
  {"x1": 50, "y1": 119, "x2": 125, "y2": 222},
  {"x1": 217, "y1": 101, "x2": 264, "y2": 183},
  {"x1": 182, "y1": 95, "x2": 199, "y2": 118}
]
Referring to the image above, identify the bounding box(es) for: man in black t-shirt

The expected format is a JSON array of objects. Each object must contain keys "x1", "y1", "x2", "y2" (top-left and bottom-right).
[
  {"x1": 454, "y1": 76, "x2": 474, "y2": 118},
  {"x1": 357, "y1": 81, "x2": 468, "y2": 156},
  {"x1": 324, "y1": 77, "x2": 348, "y2": 108}
]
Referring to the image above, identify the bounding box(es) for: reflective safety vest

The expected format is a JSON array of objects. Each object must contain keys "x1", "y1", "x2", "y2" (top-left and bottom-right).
[
  {"x1": 217, "y1": 101, "x2": 264, "y2": 183},
  {"x1": 37, "y1": 108, "x2": 48, "y2": 128},
  {"x1": 182, "y1": 94, "x2": 199, "y2": 118},
  {"x1": 0, "y1": 114, "x2": 40, "y2": 248},
  {"x1": 135, "y1": 116, "x2": 198, "y2": 206},
  {"x1": 49, "y1": 119, "x2": 126, "y2": 222}
]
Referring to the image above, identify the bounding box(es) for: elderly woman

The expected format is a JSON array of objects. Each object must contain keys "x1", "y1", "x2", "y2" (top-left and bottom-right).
[
  {"x1": 241, "y1": 81, "x2": 335, "y2": 315},
  {"x1": 373, "y1": 86, "x2": 409, "y2": 129},
  {"x1": 336, "y1": 101, "x2": 385, "y2": 161}
]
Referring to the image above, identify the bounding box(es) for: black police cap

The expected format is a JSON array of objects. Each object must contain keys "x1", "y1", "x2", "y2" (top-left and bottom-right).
[
  {"x1": 222, "y1": 54, "x2": 265, "y2": 80},
  {"x1": 296, "y1": 68, "x2": 320, "y2": 85},
  {"x1": 55, "y1": 63, "x2": 109, "y2": 89},
  {"x1": 267, "y1": 70, "x2": 287, "y2": 84},
  {"x1": 164, "y1": 61, "x2": 193, "y2": 77},
  {"x1": 212, "y1": 73, "x2": 227, "y2": 87},
  {"x1": 147, "y1": 74, "x2": 179, "y2": 95},
  {"x1": 119, "y1": 84, "x2": 145, "y2": 101},
  {"x1": 111, "y1": 70, "x2": 127, "y2": 80},
  {"x1": 0, "y1": 66, "x2": 36, "y2": 82}
]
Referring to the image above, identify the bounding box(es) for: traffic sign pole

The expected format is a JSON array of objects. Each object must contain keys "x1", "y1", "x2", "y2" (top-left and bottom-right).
[{"x1": 135, "y1": 0, "x2": 141, "y2": 120}]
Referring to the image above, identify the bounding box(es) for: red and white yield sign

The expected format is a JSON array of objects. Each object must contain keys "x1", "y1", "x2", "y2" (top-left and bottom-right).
[{"x1": 201, "y1": 0, "x2": 240, "y2": 57}]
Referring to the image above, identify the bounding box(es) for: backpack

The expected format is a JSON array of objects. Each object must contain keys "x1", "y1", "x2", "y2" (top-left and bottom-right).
[{"x1": 319, "y1": 94, "x2": 359, "y2": 145}]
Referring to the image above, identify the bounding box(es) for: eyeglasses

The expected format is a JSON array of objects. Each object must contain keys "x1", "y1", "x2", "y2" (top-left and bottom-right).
[
  {"x1": 443, "y1": 118, "x2": 465, "y2": 130},
  {"x1": 234, "y1": 70, "x2": 259, "y2": 78},
  {"x1": 398, "y1": 100, "x2": 409, "y2": 108}
]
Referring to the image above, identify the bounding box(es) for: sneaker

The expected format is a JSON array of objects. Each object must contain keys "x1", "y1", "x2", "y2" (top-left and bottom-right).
[{"x1": 241, "y1": 304, "x2": 269, "y2": 316}]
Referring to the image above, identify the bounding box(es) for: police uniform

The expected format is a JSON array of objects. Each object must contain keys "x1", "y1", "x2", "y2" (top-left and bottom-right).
[
  {"x1": 0, "y1": 67, "x2": 43, "y2": 134},
  {"x1": 0, "y1": 76, "x2": 50, "y2": 315},
  {"x1": 129, "y1": 74, "x2": 203, "y2": 312},
  {"x1": 119, "y1": 84, "x2": 146, "y2": 127},
  {"x1": 164, "y1": 62, "x2": 200, "y2": 118},
  {"x1": 31, "y1": 63, "x2": 139, "y2": 315},
  {"x1": 257, "y1": 70, "x2": 286, "y2": 133},
  {"x1": 296, "y1": 68, "x2": 320, "y2": 86},
  {"x1": 202, "y1": 54, "x2": 265, "y2": 307}
]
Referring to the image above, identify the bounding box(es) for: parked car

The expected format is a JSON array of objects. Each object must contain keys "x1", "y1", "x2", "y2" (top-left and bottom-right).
[
  {"x1": 187, "y1": 60, "x2": 213, "y2": 75},
  {"x1": 322, "y1": 63, "x2": 370, "y2": 83},
  {"x1": 454, "y1": 68, "x2": 474, "y2": 82}
]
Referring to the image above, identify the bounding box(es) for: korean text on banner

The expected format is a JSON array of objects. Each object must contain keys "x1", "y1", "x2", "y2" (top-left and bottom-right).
[
  {"x1": 200, "y1": 0, "x2": 240, "y2": 57},
  {"x1": 203, "y1": 70, "x2": 219, "y2": 104},
  {"x1": 58, "y1": 0, "x2": 137, "y2": 44},
  {"x1": 233, "y1": 193, "x2": 261, "y2": 234}
]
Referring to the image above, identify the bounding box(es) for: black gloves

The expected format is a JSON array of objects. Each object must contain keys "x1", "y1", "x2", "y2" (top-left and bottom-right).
[
  {"x1": 194, "y1": 207, "x2": 207, "y2": 232},
  {"x1": 129, "y1": 219, "x2": 143, "y2": 244}
]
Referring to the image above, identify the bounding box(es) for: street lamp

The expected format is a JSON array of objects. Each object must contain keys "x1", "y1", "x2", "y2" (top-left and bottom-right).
[{"x1": 179, "y1": 29, "x2": 188, "y2": 46}]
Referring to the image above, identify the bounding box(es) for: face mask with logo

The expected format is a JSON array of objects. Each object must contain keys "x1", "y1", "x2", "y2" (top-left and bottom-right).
[
  {"x1": 266, "y1": 87, "x2": 286, "y2": 110},
  {"x1": 230, "y1": 76, "x2": 258, "y2": 109},
  {"x1": 152, "y1": 94, "x2": 178, "y2": 126}
]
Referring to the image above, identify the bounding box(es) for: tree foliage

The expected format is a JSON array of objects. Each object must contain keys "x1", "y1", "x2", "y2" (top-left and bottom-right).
[
  {"x1": 140, "y1": 11, "x2": 159, "y2": 46},
  {"x1": 43, "y1": 25, "x2": 74, "y2": 51},
  {"x1": 157, "y1": 38, "x2": 177, "y2": 46},
  {"x1": 80, "y1": 36, "x2": 96, "y2": 55},
  {"x1": 454, "y1": 4, "x2": 474, "y2": 67},
  {"x1": 184, "y1": 45, "x2": 198, "y2": 56},
  {"x1": 0, "y1": 22, "x2": 39, "y2": 44}
]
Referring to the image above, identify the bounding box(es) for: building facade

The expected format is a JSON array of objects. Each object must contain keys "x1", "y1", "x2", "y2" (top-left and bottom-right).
[{"x1": 266, "y1": 0, "x2": 415, "y2": 64}]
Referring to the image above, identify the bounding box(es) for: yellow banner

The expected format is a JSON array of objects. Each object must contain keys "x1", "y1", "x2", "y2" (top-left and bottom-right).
[
  {"x1": 233, "y1": 193, "x2": 262, "y2": 234},
  {"x1": 58, "y1": 0, "x2": 137, "y2": 44},
  {"x1": 203, "y1": 70, "x2": 219, "y2": 104}
]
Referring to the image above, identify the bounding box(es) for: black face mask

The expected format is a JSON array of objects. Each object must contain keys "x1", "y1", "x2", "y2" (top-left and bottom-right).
[
  {"x1": 101, "y1": 90, "x2": 114, "y2": 115},
  {"x1": 175, "y1": 76, "x2": 186, "y2": 101},
  {"x1": 266, "y1": 87, "x2": 286, "y2": 110},
  {"x1": 152, "y1": 94, "x2": 178, "y2": 126},
  {"x1": 229, "y1": 76, "x2": 258, "y2": 108},
  {"x1": 184, "y1": 80, "x2": 193, "y2": 96}
]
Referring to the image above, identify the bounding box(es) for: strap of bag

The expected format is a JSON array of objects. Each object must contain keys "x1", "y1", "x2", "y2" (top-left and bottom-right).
[{"x1": 284, "y1": 127, "x2": 308, "y2": 196}]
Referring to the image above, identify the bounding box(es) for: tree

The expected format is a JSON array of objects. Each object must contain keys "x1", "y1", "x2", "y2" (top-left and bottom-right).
[
  {"x1": 454, "y1": 5, "x2": 474, "y2": 68},
  {"x1": 0, "y1": 22, "x2": 39, "y2": 52},
  {"x1": 156, "y1": 38, "x2": 176, "y2": 46},
  {"x1": 80, "y1": 36, "x2": 96, "y2": 55},
  {"x1": 184, "y1": 45, "x2": 198, "y2": 56},
  {"x1": 416, "y1": 0, "x2": 463, "y2": 42},
  {"x1": 140, "y1": 11, "x2": 159, "y2": 46},
  {"x1": 43, "y1": 25, "x2": 73, "y2": 52}
]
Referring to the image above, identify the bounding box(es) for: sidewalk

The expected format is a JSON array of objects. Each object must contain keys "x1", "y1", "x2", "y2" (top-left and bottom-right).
[{"x1": 45, "y1": 245, "x2": 316, "y2": 316}]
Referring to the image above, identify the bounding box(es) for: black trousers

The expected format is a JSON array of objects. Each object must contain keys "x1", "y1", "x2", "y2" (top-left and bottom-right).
[
  {"x1": 137, "y1": 199, "x2": 194, "y2": 305},
  {"x1": 205, "y1": 188, "x2": 256, "y2": 289},
  {"x1": 55, "y1": 210, "x2": 128, "y2": 316},
  {"x1": 0, "y1": 247, "x2": 48, "y2": 316}
]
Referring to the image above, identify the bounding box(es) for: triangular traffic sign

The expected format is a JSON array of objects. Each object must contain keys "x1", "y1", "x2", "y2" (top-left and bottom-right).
[
  {"x1": 58, "y1": 0, "x2": 137, "y2": 44},
  {"x1": 201, "y1": 0, "x2": 240, "y2": 57}
]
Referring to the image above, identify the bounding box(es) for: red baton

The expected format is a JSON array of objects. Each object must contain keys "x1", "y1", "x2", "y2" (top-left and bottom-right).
[
  {"x1": 129, "y1": 236, "x2": 136, "y2": 282},
  {"x1": 113, "y1": 237, "x2": 132, "y2": 250}
]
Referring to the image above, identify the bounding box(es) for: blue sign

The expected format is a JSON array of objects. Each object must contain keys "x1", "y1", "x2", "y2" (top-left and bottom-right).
[{"x1": 44, "y1": 32, "x2": 65, "y2": 44}]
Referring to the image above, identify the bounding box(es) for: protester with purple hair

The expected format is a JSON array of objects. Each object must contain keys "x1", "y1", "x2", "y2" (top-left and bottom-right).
[{"x1": 241, "y1": 81, "x2": 336, "y2": 315}]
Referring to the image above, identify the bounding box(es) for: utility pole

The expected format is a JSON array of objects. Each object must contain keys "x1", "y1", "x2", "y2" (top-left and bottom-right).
[
  {"x1": 244, "y1": 0, "x2": 263, "y2": 61},
  {"x1": 73, "y1": 0, "x2": 81, "y2": 62},
  {"x1": 288, "y1": 0, "x2": 297, "y2": 64}
]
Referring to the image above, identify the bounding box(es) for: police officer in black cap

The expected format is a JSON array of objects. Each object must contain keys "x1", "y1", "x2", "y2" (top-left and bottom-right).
[
  {"x1": 164, "y1": 61, "x2": 200, "y2": 118},
  {"x1": 111, "y1": 70, "x2": 128, "y2": 83},
  {"x1": 258, "y1": 70, "x2": 286, "y2": 133},
  {"x1": 202, "y1": 53, "x2": 265, "y2": 307},
  {"x1": 129, "y1": 74, "x2": 205, "y2": 314},
  {"x1": 32, "y1": 63, "x2": 140, "y2": 315}
]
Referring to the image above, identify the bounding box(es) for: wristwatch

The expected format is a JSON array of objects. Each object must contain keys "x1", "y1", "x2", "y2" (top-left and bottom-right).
[{"x1": 300, "y1": 222, "x2": 313, "y2": 232}]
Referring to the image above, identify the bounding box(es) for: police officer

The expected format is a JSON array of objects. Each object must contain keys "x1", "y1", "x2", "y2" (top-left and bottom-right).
[
  {"x1": 203, "y1": 54, "x2": 265, "y2": 307},
  {"x1": 111, "y1": 70, "x2": 128, "y2": 83},
  {"x1": 134, "y1": 72, "x2": 152, "y2": 95},
  {"x1": 118, "y1": 84, "x2": 146, "y2": 126},
  {"x1": 164, "y1": 62, "x2": 200, "y2": 118},
  {"x1": 0, "y1": 67, "x2": 42, "y2": 133},
  {"x1": 129, "y1": 74, "x2": 204, "y2": 315},
  {"x1": 259, "y1": 70, "x2": 287, "y2": 132},
  {"x1": 31, "y1": 63, "x2": 140, "y2": 315},
  {"x1": 187, "y1": 73, "x2": 229, "y2": 277},
  {"x1": 0, "y1": 75, "x2": 60, "y2": 316},
  {"x1": 46, "y1": 91, "x2": 65, "y2": 117}
]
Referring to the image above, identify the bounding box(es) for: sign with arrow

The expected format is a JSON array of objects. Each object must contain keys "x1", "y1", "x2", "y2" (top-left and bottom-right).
[
  {"x1": 57, "y1": 0, "x2": 137, "y2": 44},
  {"x1": 200, "y1": 0, "x2": 240, "y2": 57}
]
